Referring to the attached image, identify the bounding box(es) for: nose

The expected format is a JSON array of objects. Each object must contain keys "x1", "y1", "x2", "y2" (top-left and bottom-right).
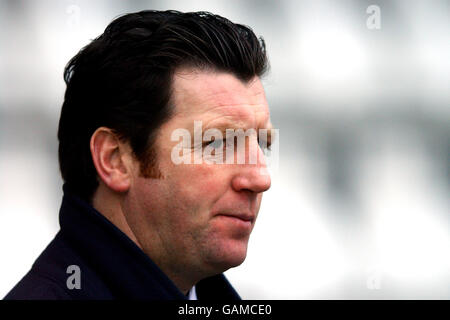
[
  {"x1": 231, "y1": 170, "x2": 271, "y2": 193},
  {"x1": 231, "y1": 140, "x2": 271, "y2": 193}
]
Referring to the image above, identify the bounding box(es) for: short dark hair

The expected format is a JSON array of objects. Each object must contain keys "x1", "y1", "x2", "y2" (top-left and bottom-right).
[{"x1": 58, "y1": 10, "x2": 268, "y2": 202}]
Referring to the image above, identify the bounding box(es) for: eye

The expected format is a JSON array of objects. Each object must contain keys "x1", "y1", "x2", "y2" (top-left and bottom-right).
[{"x1": 204, "y1": 138, "x2": 225, "y2": 149}]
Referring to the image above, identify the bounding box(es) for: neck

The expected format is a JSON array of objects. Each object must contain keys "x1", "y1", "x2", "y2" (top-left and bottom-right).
[
  {"x1": 92, "y1": 184, "x2": 198, "y2": 295},
  {"x1": 92, "y1": 184, "x2": 143, "y2": 249}
]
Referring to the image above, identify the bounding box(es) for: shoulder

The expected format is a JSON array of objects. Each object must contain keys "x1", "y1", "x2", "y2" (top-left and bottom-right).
[
  {"x1": 4, "y1": 232, "x2": 112, "y2": 300},
  {"x1": 4, "y1": 270, "x2": 72, "y2": 300}
]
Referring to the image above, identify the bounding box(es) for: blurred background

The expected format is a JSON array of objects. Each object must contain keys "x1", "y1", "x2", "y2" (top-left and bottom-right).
[{"x1": 0, "y1": 0, "x2": 449, "y2": 299}]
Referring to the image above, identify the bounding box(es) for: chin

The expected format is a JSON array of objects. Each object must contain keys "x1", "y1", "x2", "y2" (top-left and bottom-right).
[{"x1": 205, "y1": 239, "x2": 249, "y2": 273}]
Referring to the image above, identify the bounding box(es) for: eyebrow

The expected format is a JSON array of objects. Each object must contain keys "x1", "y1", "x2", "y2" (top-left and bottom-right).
[
  {"x1": 202, "y1": 121, "x2": 273, "y2": 133},
  {"x1": 202, "y1": 121, "x2": 273, "y2": 144}
]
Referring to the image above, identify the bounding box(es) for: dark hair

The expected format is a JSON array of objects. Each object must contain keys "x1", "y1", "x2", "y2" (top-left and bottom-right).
[{"x1": 58, "y1": 10, "x2": 268, "y2": 202}]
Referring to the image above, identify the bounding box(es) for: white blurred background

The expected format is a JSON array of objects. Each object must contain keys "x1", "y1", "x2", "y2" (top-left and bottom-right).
[{"x1": 0, "y1": 0, "x2": 449, "y2": 299}]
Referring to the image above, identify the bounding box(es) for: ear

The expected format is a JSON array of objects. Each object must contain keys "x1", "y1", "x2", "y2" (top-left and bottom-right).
[{"x1": 90, "y1": 127, "x2": 133, "y2": 193}]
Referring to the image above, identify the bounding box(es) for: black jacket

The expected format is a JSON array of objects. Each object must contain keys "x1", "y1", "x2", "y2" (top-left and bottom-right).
[{"x1": 4, "y1": 185, "x2": 241, "y2": 300}]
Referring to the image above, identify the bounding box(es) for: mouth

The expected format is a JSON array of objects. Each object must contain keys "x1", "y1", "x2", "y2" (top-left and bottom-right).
[{"x1": 215, "y1": 213, "x2": 255, "y2": 227}]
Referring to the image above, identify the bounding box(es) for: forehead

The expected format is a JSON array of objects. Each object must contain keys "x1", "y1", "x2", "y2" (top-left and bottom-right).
[{"x1": 170, "y1": 69, "x2": 271, "y2": 128}]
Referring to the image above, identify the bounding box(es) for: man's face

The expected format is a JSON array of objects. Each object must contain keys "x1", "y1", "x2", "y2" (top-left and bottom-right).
[{"x1": 124, "y1": 69, "x2": 272, "y2": 280}]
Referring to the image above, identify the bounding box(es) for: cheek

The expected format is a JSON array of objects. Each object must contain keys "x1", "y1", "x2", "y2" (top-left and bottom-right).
[{"x1": 170, "y1": 164, "x2": 228, "y2": 206}]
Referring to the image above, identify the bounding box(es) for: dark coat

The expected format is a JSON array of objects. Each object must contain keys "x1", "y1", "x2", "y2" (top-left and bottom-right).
[{"x1": 4, "y1": 185, "x2": 241, "y2": 300}]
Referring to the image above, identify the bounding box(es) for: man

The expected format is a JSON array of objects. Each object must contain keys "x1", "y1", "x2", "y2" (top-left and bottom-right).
[{"x1": 4, "y1": 9, "x2": 272, "y2": 300}]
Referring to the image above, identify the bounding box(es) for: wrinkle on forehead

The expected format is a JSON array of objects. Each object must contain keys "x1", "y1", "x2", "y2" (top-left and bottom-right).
[
  {"x1": 168, "y1": 69, "x2": 271, "y2": 135},
  {"x1": 172, "y1": 69, "x2": 268, "y2": 117},
  {"x1": 201, "y1": 106, "x2": 271, "y2": 132}
]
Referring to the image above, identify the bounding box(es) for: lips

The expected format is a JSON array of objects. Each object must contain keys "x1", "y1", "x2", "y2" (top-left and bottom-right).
[{"x1": 216, "y1": 212, "x2": 255, "y2": 223}]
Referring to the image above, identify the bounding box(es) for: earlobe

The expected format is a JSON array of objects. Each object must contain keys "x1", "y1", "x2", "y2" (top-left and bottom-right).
[{"x1": 90, "y1": 127, "x2": 131, "y2": 193}]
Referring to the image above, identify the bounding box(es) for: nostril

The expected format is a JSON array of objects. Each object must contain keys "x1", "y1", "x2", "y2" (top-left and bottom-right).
[{"x1": 231, "y1": 169, "x2": 271, "y2": 193}]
